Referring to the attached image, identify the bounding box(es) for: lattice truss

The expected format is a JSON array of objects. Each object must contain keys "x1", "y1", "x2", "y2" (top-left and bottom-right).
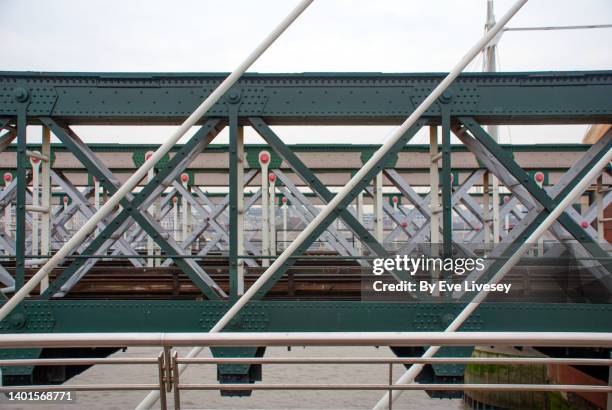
[{"x1": 0, "y1": 72, "x2": 611, "y2": 302}]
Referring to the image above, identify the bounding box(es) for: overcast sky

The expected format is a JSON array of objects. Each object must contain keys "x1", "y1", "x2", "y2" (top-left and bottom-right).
[{"x1": 3, "y1": 0, "x2": 612, "y2": 145}]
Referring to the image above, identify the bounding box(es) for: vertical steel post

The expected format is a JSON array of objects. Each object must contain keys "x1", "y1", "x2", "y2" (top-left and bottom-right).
[
  {"x1": 93, "y1": 176, "x2": 100, "y2": 237},
  {"x1": 483, "y1": 171, "x2": 491, "y2": 250},
  {"x1": 181, "y1": 173, "x2": 190, "y2": 249},
  {"x1": 597, "y1": 175, "x2": 605, "y2": 242},
  {"x1": 429, "y1": 126, "x2": 440, "y2": 246},
  {"x1": 269, "y1": 172, "x2": 277, "y2": 257},
  {"x1": 484, "y1": 0, "x2": 501, "y2": 244},
  {"x1": 3, "y1": 173, "x2": 13, "y2": 246},
  {"x1": 30, "y1": 155, "x2": 41, "y2": 260},
  {"x1": 15, "y1": 110, "x2": 26, "y2": 291},
  {"x1": 172, "y1": 196, "x2": 179, "y2": 242},
  {"x1": 282, "y1": 197, "x2": 288, "y2": 251},
  {"x1": 441, "y1": 107, "x2": 453, "y2": 256},
  {"x1": 373, "y1": 173, "x2": 384, "y2": 243},
  {"x1": 229, "y1": 111, "x2": 244, "y2": 298},
  {"x1": 40, "y1": 129, "x2": 51, "y2": 291},
  {"x1": 236, "y1": 123, "x2": 245, "y2": 295},
  {"x1": 259, "y1": 151, "x2": 270, "y2": 267}
]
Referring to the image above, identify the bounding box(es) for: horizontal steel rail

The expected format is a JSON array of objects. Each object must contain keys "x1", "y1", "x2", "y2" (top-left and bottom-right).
[
  {"x1": 0, "y1": 331, "x2": 611, "y2": 348},
  {"x1": 177, "y1": 383, "x2": 611, "y2": 393}
]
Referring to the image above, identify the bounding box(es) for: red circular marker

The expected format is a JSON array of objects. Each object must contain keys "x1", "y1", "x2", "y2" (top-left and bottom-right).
[
  {"x1": 31, "y1": 156, "x2": 40, "y2": 164},
  {"x1": 180, "y1": 173, "x2": 189, "y2": 183},
  {"x1": 503, "y1": 196, "x2": 510, "y2": 204},
  {"x1": 268, "y1": 172, "x2": 276, "y2": 183},
  {"x1": 172, "y1": 196, "x2": 177, "y2": 204},
  {"x1": 581, "y1": 221, "x2": 590, "y2": 229},
  {"x1": 3, "y1": 173, "x2": 12, "y2": 183},
  {"x1": 259, "y1": 151, "x2": 270, "y2": 165},
  {"x1": 534, "y1": 171, "x2": 545, "y2": 183},
  {"x1": 63, "y1": 196, "x2": 68, "y2": 204},
  {"x1": 281, "y1": 197, "x2": 287, "y2": 204},
  {"x1": 401, "y1": 221, "x2": 408, "y2": 229},
  {"x1": 145, "y1": 151, "x2": 154, "y2": 161},
  {"x1": 93, "y1": 176, "x2": 97, "y2": 183},
  {"x1": 392, "y1": 196, "x2": 398, "y2": 204}
]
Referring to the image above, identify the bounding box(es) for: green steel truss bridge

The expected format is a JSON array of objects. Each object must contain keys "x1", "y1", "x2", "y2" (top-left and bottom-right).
[{"x1": 0, "y1": 71, "x2": 610, "y2": 397}]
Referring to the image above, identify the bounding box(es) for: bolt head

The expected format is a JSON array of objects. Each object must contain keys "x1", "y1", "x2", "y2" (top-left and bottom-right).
[
  {"x1": 581, "y1": 221, "x2": 589, "y2": 229},
  {"x1": 228, "y1": 89, "x2": 241, "y2": 103},
  {"x1": 439, "y1": 90, "x2": 453, "y2": 104},
  {"x1": 534, "y1": 171, "x2": 545, "y2": 183},
  {"x1": 401, "y1": 222, "x2": 408, "y2": 228},
  {"x1": 259, "y1": 151, "x2": 270, "y2": 165},
  {"x1": 13, "y1": 87, "x2": 29, "y2": 103},
  {"x1": 9, "y1": 313, "x2": 26, "y2": 329}
]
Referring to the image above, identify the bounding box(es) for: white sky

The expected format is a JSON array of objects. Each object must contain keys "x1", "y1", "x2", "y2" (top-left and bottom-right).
[{"x1": 3, "y1": 0, "x2": 612, "y2": 145}]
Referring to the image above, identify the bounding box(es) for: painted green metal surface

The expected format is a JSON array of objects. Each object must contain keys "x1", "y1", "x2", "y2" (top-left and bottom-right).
[
  {"x1": 1, "y1": 300, "x2": 611, "y2": 334},
  {"x1": 1, "y1": 71, "x2": 612, "y2": 124}
]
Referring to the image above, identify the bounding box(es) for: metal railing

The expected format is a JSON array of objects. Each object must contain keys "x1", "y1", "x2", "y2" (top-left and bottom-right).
[{"x1": 0, "y1": 332, "x2": 611, "y2": 409}]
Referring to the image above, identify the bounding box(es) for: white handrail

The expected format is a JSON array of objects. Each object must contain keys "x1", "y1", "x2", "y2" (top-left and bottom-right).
[{"x1": 0, "y1": 332, "x2": 610, "y2": 349}]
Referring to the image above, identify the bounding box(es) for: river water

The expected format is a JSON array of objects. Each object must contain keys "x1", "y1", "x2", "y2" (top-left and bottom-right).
[{"x1": 3, "y1": 346, "x2": 464, "y2": 410}]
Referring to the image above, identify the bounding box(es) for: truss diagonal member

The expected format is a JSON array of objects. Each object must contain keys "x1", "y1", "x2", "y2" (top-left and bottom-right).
[
  {"x1": 364, "y1": 186, "x2": 414, "y2": 242},
  {"x1": 278, "y1": 185, "x2": 361, "y2": 260},
  {"x1": 177, "y1": 180, "x2": 261, "y2": 259},
  {"x1": 274, "y1": 170, "x2": 368, "y2": 265},
  {"x1": 38, "y1": 119, "x2": 226, "y2": 300},
  {"x1": 51, "y1": 170, "x2": 144, "y2": 267},
  {"x1": 191, "y1": 188, "x2": 263, "y2": 262},
  {"x1": 459, "y1": 117, "x2": 612, "y2": 271},
  {"x1": 117, "y1": 187, "x2": 177, "y2": 251},
  {"x1": 383, "y1": 169, "x2": 433, "y2": 220},
  {"x1": 170, "y1": 171, "x2": 259, "y2": 266},
  {"x1": 396, "y1": 170, "x2": 487, "y2": 255}
]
